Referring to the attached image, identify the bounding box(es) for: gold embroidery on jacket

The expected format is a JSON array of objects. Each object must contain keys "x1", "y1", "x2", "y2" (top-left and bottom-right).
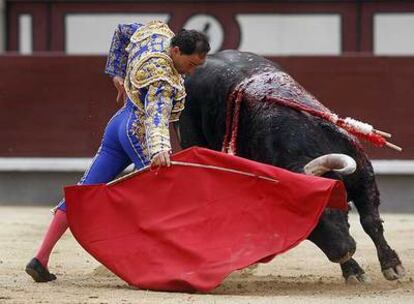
[
  {"x1": 123, "y1": 21, "x2": 187, "y2": 155},
  {"x1": 129, "y1": 21, "x2": 174, "y2": 44}
]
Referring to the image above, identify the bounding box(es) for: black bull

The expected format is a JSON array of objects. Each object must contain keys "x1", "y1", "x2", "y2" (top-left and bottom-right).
[{"x1": 178, "y1": 50, "x2": 405, "y2": 283}]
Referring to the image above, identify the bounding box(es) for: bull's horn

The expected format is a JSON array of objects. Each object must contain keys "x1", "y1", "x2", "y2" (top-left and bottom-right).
[{"x1": 304, "y1": 154, "x2": 356, "y2": 176}]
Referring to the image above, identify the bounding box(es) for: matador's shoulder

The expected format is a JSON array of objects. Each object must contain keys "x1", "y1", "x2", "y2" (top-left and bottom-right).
[
  {"x1": 129, "y1": 54, "x2": 185, "y2": 93},
  {"x1": 130, "y1": 21, "x2": 174, "y2": 43}
]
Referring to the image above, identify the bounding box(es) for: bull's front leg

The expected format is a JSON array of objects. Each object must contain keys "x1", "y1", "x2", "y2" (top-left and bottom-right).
[
  {"x1": 340, "y1": 258, "x2": 370, "y2": 284},
  {"x1": 352, "y1": 177, "x2": 405, "y2": 280}
]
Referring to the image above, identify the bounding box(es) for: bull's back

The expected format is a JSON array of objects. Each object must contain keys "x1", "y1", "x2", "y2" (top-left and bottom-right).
[
  {"x1": 182, "y1": 50, "x2": 366, "y2": 171},
  {"x1": 182, "y1": 50, "x2": 283, "y2": 148},
  {"x1": 185, "y1": 50, "x2": 281, "y2": 104}
]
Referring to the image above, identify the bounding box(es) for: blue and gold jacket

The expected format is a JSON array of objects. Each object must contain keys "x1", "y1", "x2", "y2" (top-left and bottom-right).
[{"x1": 105, "y1": 21, "x2": 185, "y2": 159}]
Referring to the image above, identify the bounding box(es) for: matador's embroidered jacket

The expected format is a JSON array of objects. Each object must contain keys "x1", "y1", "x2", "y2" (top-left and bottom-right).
[{"x1": 105, "y1": 21, "x2": 186, "y2": 160}]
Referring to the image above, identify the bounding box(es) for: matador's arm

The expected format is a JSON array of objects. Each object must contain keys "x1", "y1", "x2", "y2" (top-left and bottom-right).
[{"x1": 104, "y1": 23, "x2": 142, "y2": 78}]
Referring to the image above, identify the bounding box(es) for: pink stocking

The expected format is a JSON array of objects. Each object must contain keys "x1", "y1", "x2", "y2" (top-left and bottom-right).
[{"x1": 35, "y1": 209, "x2": 68, "y2": 269}]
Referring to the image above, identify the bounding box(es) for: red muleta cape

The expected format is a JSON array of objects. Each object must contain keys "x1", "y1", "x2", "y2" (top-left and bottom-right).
[{"x1": 65, "y1": 147, "x2": 348, "y2": 292}]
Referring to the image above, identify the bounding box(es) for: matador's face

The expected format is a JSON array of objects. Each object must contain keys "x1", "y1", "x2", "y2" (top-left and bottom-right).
[{"x1": 170, "y1": 46, "x2": 206, "y2": 76}]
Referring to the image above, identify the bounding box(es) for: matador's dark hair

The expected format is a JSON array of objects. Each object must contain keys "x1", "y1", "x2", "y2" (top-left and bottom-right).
[{"x1": 171, "y1": 29, "x2": 210, "y2": 55}]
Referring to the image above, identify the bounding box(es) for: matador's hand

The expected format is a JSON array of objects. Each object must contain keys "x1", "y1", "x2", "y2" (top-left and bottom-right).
[
  {"x1": 151, "y1": 151, "x2": 171, "y2": 168},
  {"x1": 113, "y1": 76, "x2": 127, "y2": 104}
]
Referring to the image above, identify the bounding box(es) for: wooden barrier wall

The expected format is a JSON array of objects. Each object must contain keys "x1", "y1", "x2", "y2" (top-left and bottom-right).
[{"x1": 0, "y1": 55, "x2": 413, "y2": 159}]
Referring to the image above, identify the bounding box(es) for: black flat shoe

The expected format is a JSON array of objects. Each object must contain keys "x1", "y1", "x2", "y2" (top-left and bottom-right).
[{"x1": 25, "y1": 258, "x2": 57, "y2": 282}]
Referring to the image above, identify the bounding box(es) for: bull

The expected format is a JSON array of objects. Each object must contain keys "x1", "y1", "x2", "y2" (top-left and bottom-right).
[{"x1": 178, "y1": 50, "x2": 405, "y2": 283}]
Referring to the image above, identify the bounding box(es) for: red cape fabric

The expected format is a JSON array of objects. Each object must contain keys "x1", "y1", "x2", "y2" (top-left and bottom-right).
[{"x1": 65, "y1": 147, "x2": 347, "y2": 292}]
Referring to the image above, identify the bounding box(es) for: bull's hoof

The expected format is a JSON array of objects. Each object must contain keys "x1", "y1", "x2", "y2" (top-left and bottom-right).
[
  {"x1": 340, "y1": 258, "x2": 367, "y2": 284},
  {"x1": 345, "y1": 273, "x2": 371, "y2": 285},
  {"x1": 382, "y1": 264, "x2": 406, "y2": 280}
]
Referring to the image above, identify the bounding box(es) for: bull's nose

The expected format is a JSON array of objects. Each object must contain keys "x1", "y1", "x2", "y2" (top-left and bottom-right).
[
  {"x1": 336, "y1": 250, "x2": 356, "y2": 264},
  {"x1": 330, "y1": 245, "x2": 356, "y2": 263}
]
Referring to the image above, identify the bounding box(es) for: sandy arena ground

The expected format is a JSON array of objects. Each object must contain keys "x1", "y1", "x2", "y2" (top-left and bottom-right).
[{"x1": 0, "y1": 206, "x2": 413, "y2": 304}]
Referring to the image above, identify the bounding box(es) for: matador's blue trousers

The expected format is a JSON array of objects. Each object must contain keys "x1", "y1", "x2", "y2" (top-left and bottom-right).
[{"x1": 57, "y1": 99, "x2": 149, "y2": 211}]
